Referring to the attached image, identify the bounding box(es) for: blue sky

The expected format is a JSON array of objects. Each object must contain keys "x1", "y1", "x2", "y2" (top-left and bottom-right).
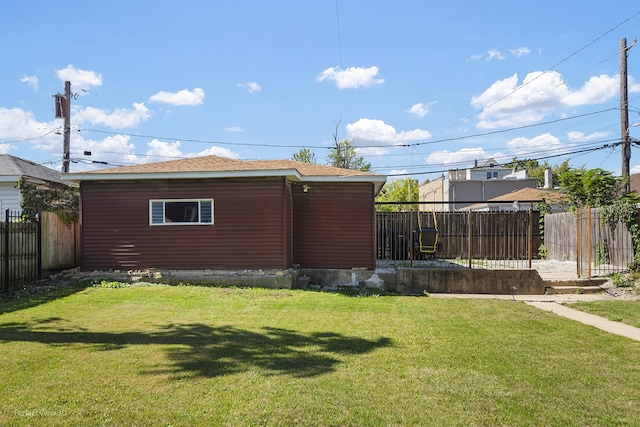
[{"x1": 2, "y1": 1, "x2": 640, "y2": 181}]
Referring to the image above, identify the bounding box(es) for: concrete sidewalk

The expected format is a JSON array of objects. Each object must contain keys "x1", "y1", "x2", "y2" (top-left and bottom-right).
[
  {"x1": 430, "y1": 292, "x2": 640, "y2": 342},
  {"x1": 524, "y1": 301, "x2": 640, "y2": 342}
]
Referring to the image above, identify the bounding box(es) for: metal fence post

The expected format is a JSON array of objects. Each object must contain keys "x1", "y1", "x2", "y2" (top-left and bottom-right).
[{"x1": 3, "y1": 209, "x2": 9, "y2": 292}]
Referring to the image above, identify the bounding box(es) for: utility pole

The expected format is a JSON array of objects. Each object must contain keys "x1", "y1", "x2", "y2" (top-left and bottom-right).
[
  {"x1": 62, "y1": 81, "x2": 71, "y2": 173},
  {"x1": 621, "y1": 38, "x2": 632, "y2": 194}
]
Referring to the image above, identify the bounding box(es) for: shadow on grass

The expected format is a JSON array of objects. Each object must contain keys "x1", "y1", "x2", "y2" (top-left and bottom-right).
[
  {"x1": 0, "y1": 283, "x2": 89, "y2": 316},
  {"x1": 0, "y1": 320, "x2": 393, "y2": 378}
]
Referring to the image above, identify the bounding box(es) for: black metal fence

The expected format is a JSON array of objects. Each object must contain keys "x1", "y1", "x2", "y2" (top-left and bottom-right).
[
  {"x1": 376, "y1": 209, "x2": 540, "y2": 269},
  {"x1": 1, "y1": 210, "x2": 41, "y2": 292}
]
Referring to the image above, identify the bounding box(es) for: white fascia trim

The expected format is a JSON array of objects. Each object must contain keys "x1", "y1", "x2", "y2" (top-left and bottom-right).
[
  {"x1": 0, "y1": 176, "x2": 20, "y2": 183},
  {"x1": 63, "y1": 169, "x2": 304, "y2": 182}
]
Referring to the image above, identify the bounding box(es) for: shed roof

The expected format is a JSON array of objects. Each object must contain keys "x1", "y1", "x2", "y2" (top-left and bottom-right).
[
  {"x1": 461, "y1": 187, "x2": 568, "y2": 211},
  {"x1": 488, "y1": 187, "x2": 568, "y2": 204},
  {"x1": 64, "y1": 155, "x2": 387, "y2": 194},
  {"x1": 0, "y1": 154, "x2": 67, "y2": 185}
]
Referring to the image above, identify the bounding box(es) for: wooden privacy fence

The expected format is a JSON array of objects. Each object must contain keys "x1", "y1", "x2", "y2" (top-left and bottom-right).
[
  {"x1": 1, "y1": 210, "x2": 79, "y2": 293},
  {"x1": 545, "y1": 207, "x2": 634, "y2": 277},
  {"x1": 376, "y1": 210, "x2": 540, "y2": 268}
]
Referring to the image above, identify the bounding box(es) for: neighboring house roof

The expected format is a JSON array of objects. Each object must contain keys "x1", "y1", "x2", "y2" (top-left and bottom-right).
[
  {"x1": 0, "y1": 154, "x2": 67, "y2": 185},
  {"x1": 462, "y1": 187, "x2": 568, "y2": 211},
  {"x1": 64, "y1": 155, "x2": 387, "y2": 194},
  {"x1": 488, "y1": 187, "x2": 568, "y2": 204},
  {"x1": 477, "y1": 158, "x2": 501, "y2": 168}
]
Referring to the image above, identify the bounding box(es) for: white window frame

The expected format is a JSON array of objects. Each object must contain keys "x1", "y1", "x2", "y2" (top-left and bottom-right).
[{"x1": 149, "y1": 199, "x2": 214, "y2": 226}]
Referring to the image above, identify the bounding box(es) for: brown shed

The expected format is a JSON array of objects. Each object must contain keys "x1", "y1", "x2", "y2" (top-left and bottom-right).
[{"x1": 64, "y1": 156, "x2": 386, "y2": 271}]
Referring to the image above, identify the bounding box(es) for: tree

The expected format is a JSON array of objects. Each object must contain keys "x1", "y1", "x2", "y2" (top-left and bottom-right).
[
  {"x1": 504, "y1": 158, "x2": 571, "y2": 188},
  {"x1": 375, "y1": 178, "x2": 419, "y2": 212},
  {"x1": 292, "y1": 148, "x2": 317, "y2": 164},
  {"x1": 559, "y1": 167, "x2": 622, "y2": 209},
  {"x1": 327, "y1": 139, "x2": 371, "y2": 171}
]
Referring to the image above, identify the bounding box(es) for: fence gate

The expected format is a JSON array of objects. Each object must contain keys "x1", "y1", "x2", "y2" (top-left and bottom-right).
[
  {"x1": 1, "y1": 210, "x2": 41, "y2": 292},
  {"x1": 574, "y1": 207, "x2": 633, "y2": 278}
]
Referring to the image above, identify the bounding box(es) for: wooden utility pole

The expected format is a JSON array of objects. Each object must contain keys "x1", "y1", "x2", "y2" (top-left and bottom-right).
[
  {"x1": 62, "y1": 81, "x2": 71, "y2": 173},
  {"x1": 621, "y1": 38, "x2": 631, "y2": 193}
]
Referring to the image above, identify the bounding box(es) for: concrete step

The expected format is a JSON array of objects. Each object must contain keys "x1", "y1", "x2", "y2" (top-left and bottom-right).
[{"x1": 544, "y1": 278, "x2": 608, "y2": 295}]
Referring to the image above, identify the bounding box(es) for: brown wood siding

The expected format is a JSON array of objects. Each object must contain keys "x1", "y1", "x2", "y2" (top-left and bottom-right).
[
  {"x1": 80, "y1": 177, "x2": 292, "y2": 270},
  {"x1": 293, "y1": 182, "x2": 375, "y2": 269}
]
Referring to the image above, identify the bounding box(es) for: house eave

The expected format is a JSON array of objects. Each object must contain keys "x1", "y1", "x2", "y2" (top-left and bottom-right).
[
  {"x1": 63, "y1": 169, "x2": 304, "y2": 182},
  {"x1": 0, "y1": 175, "x2": 20, "y2": 183},
  {"x1": 63, "y1": 169, "x2": 387, "y2": 194}
]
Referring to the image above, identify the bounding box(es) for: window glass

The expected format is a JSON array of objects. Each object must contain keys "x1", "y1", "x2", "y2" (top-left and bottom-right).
[{"x1": 149, "y1": 200, "x2": 213, "y2": 225}]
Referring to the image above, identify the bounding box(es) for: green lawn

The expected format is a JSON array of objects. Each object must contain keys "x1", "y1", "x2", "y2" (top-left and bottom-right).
[
  {"x1": 569, "y1": 299, "x2": 640, "y2": 328},
  {"x1": 1, "y1": 284, "x2": 639, "y2": 426}
]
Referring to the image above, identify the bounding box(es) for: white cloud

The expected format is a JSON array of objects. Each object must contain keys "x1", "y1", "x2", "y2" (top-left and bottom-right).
[
  {"x1": 21, "y1": 75, "x2": 39, "y2": 91},
  {"x1": 0, "y1": 107, "x2": 60, "y2": 153},
  {"x1": 145, "y1": 139, "x2": 240, "y2": 161},
  {"x1": 386, "y1": 170, "x2": 410, "y2": 179},
  {"x1": 149, "y1": 88, "x2": 205, "y2": 106},
  {"x1": 61, "y1": 134, "x2": 241, "y2": 172},
  {"x1": 469, "y1": 54, "x2": 484, "y2": 61},
  {"x1": 510, "y1": 47, "x2": 531, "y2": 58},
  {"x1": 426, "y1": 147, "x2": 494, "y2": 165},
  {"x1": 471, "y1": 71, "x2": 620, "y2": 129},
  {"x1": 357, "y1": 146, "x2": 390, "y2": 156},
  {"x1": 563, "y1": 74, "x2": 618, "y2": 106},
  {"x1": 567, "y1": 131, "x2": 608, "y2": 142},
  {"x1": 316, "y1": 66, "x2": 384, "y2": 89},
  {"x1": 407, "y1": 102, "x2": 431, "y2": 119},
  {"x1": 55, "y1": 65, "x2": 103, "y2": 92},
  {"x1": 73, "y1": 102, "x2": 152, "y2": 129},
  {"x1": 193, "y1": 146, "x2": 241, "y2": 159},
  {"x1": 346, "y1": 118, "x2": 431, "y2": 145},
  {"x1": 629, "y1": 75, "x2": 640, "y2": 93},
  {"x1": 68, "y1": 134, "x2": 141, "y2": 171},
  {"x1": 225, "y1": 126, "x2": 244, "y2": 132},
  {"x1": 238, "y1": 82, "x2": 262, "y2": 93},
  {"x1": 486, "y1": 49, "x2": 505, "y2": 61},
  {"x1": 506, "y1": 133, "x2": 568, "y2": 157},
  {"x1": 146, "y1": 139, "x2": 183, "y2": 159}
]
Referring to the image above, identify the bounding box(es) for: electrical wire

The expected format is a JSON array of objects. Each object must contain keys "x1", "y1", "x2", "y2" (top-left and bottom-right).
[
  {"x1": 0, "y1": 128, "x2": 60, "y2": 144},
  {"x1": 426, "y1": 10, "x2": 640, "y2": 140}
]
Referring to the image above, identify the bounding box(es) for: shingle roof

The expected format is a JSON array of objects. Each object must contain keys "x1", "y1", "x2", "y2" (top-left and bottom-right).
[
  {"x1": 488, "y1": 187, "x2": 568, "y2": 204},
  {"x1": 63, "y1": 155, "x2": 387, "y2": 194},
  {"x1": 76, "y1": 155, "x2": 379, "y2": 177},
  {"x1": 0, "y1": 154, "x2": 67, "y2": 185}
]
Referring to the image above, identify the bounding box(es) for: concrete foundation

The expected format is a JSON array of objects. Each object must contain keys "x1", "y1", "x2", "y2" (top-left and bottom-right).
[
  {"x1": 58, "y1": 266, "x2": 548, "y2": 295},
  {"x1": 293, "y1": 267, "x2": 546, "y2": 295}
]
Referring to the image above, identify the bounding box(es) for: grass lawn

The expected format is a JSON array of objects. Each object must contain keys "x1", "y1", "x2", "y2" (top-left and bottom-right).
[
  {"x1": 568, "y1": 299, "x2": 640, "y2": 328},
  {"x1": 1, "y1": 284, "x2": 640, "y2": 426}
]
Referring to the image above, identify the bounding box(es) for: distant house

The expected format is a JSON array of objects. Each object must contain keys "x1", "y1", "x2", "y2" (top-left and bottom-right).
[
  {"x1": 64, "y1": 155, "x2": 387, "y2": 271},
  {"x1": 0, "y1": 154, "x2": 69, "y2": 212},
  {"x1": 630, "y1": 173, "x2": 640, "y2": 194},
  {"x1": 461, "y1": 187, "x2": 569, "y2": 212},
  {"x1": 418, "y1": 158, "x2": 538, "y2": 211}
]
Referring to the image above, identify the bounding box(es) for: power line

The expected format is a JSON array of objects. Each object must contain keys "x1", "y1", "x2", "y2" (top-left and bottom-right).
[
  {"x1": 385, "y1": 142, "x2": 621, "y2": 177},
  {"x1": 426, "y1": 10, "x2": 640, "y2": 140},
  {"x1": 79, "y1": 128, "x2": 329, "y2": 150},
  {"x1": 0, "y1": 128, "x2": 60, "y2": 145},
  {"x1": 78, "y1": 108, "x2": 618, "y2": 155}
]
